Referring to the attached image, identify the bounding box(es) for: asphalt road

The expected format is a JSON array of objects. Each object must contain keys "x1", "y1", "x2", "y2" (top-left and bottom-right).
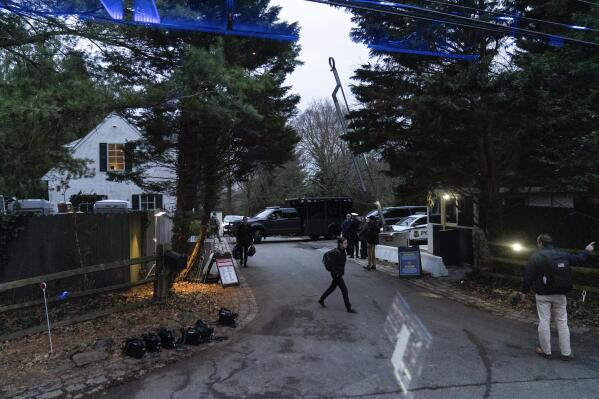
[{"x1": 97, "y1": 239, "x2": 599, "y2": 399}]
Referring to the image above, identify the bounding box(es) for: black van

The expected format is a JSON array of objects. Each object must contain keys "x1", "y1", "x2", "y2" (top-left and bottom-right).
[
  {"x1": 232, "y1": 197, "x2": 352, "y2": 243},
  {"x1": 365, "y1": 206, "x2": 427, "y2": 226}
]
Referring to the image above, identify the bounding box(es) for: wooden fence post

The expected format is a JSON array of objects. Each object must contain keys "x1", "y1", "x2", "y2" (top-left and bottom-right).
[{"x1": 153, "y1": 244, "x2": 165, "y2": 302}]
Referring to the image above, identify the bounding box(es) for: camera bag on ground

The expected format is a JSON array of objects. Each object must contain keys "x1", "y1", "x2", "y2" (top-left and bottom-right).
[
  {"x1": 141, "y1": 332, "x2": 161, "y2": 352},
  {"x1": 232, "y1": 245, "x2": 241, "y2": 260},
  {"x1": 157, "y1": 328, "x2": 177, "y2": 349},
  {"x1": 180, "y1": 327, "x2": 202, "y2": 345},
  {"x1": 122, "y1": 337, "x2": 146, "y2": 359},
  {"x1": 194, "y1": 319, "x2": 215, "y2": 341},
  {"x1": 218, "y1": 307, "x2": 238, "y2": 327}
]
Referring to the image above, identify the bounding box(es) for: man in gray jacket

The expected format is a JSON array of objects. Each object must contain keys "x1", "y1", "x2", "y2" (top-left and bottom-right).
[{"x1": 521, "y1": 234, "x2": 594, "y2": 360}]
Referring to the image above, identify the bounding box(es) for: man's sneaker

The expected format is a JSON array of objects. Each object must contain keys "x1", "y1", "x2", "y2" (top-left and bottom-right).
[
  {"x1": 318, "y1": 300, "x2": 326, "y2": 308},
  {"x1": 560, "y1": 354, "x2": 575, "y2": 361},
  {"x1": 347, "y1": 308, "x2": 357, "y2": 314},
  {"x1": 535, "y1": 347, "x2": 552, "y2": 359}
]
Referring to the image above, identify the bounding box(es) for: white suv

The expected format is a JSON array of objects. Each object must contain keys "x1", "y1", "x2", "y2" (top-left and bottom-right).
[{"x1": 390, "y1": 214, "x2": 428, "y2": 244}]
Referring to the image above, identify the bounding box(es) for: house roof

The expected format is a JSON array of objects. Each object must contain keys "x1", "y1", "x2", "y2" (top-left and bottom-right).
[
  {"x1": 68, "y1": 113, "x2": 142, "y2": 152},
  {"x1": 42, "y1": 113, "x2": 142, "y2": 181}
]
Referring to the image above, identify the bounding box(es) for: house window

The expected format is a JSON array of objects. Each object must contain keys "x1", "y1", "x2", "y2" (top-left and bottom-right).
[
  {"x1": 108, "y1": 143, "x2": 125, "y2": 171},
  {"x1": 132, "y1": 194, "x2": 163, "y2": 211}
]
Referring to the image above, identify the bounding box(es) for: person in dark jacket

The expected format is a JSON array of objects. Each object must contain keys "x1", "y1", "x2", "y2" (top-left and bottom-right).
[
  {"x1": 319, "y1": 237, "x2": 357, "y2": 313},
  {"x1": 341, "y1": 214, "x2": 352, "y2": 239},
  {"x1": 521, "y1": 234, "x2": 594, "y2": 360},
  {"x1": 364, "y1": 216, "x2": 379, "y2": 270},
  {"x1": 358, "y1": 219, "x2": 369, "y2": 259},
  {"x1": 348, "y1": 213, "x2": 360, "y2": 258},
  {"x1": 235, "y1": 217, "x2": 254, "y2": 267}
]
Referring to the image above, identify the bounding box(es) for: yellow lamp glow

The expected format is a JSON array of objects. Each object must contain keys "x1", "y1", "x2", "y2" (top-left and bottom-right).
[{"x1": 511, "y1": 242, "x2": 523, "y2": 252}]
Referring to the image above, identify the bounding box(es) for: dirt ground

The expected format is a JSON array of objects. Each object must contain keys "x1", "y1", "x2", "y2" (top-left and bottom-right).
[{"x1": 0, "y1": 281, "x2": 233, "y2": 394}]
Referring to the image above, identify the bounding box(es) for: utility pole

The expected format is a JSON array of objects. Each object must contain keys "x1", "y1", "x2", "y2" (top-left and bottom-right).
[{"x1": 329, "y1": 57, "x2": 386, "y2": 226}]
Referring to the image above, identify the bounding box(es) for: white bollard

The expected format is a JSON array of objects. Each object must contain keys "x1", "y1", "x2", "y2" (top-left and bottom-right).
[{"x1": 40, "y1": 282, "x2": 53, "y2": 354}]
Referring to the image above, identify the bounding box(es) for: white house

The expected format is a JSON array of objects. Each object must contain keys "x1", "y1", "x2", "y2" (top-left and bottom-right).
[{"x1": 43, "y1": 113, "x2": 176, "y2": 212}]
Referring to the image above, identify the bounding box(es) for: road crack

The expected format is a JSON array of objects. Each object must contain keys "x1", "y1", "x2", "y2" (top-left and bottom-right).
[{"x1": 464, "y1": 329, "x2": 493, "y2": 399}]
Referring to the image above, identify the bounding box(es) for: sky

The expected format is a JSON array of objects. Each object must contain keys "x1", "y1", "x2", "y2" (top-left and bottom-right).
[{"x1": 271, "y1": 0, "x2": 371, "y2": 111}]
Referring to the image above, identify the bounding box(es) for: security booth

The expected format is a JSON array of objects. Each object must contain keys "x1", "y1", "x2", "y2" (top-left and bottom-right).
[{"x1": 427, "y1": 191, "x2": 475, "y2": 267}]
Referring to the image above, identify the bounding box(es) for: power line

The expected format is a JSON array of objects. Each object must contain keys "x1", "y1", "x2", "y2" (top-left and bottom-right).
[
  {"x1": 305, "y1": 0, "x2": 599, "y2": 48},
  {"x1": 575, "y1": 0, "x2": 599, "y2": 6},
  {"x1": 415, "y1": 0, "x2": 599, "y2": 33}
]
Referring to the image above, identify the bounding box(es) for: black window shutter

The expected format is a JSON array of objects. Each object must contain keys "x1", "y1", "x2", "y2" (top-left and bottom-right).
[
  {"x1": 132, "y1": 195, "x2": 139, "y2": 210},
  {"x1": 124, "y1": 142, "x2": 133, "y2": 172},
  {"x1": 99, "y1": 143, "x2": 107, "y2": 172},
  {"x1": 156, "y1": 195, "x2": 163, "y2": 209}
]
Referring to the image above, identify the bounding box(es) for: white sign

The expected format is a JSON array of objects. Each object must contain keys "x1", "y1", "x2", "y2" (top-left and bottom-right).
[{"x1": 216, "y1": 258, "x2": 239, "y2": 287}]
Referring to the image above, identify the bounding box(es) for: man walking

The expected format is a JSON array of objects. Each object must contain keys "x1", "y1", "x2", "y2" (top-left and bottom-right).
[
  {"x1": 319, "y1": 238, "x2": 357, "y2": 313},
  {"x1": 521, "y1": 234, "x2": 594, "y2": 360},
  {"x1": 209, "y1": 212, "x2": 222, "y2": 243},
  {"x1": 364, "y1": 215, "x2": 379, "y2": 270},
  {"x1": 235, "y1": 217, "x2": 254, "y2": 267}
]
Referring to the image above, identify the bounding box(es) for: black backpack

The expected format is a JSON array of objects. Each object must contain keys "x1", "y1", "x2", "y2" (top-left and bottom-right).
[
  {"x1": 194, "y1": 319, "x2": 214, "y2": 341},
  {"x1": 322, "y1": 249, "x2": 336, "y2": 272},
  {"x1": 142, "y1": 332, "x2": 161, "y2": 352},
  {"x1": 123, "y1": 337, "x2": 146, "y2": 359},
  {"x1": 218, "y1": 307, "x2": 238, "y2": 327},
  {"x1": 157, "y1": 328, "x2": 177, "y2": 349},
  {"x1": 542, "y1": 253, "x2": 573, "y2": 294},
  {"x1": 180, "y1": 327, "x2": 202, "y2": 345}
]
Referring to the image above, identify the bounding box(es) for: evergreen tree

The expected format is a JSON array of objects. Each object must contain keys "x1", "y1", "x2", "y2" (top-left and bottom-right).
[
  {"x1": 102, "y1": 2, "x2": 301, "y2": 250},
  {"x1": 0, "y1": 47, "x2": 112, "y2": 197}
]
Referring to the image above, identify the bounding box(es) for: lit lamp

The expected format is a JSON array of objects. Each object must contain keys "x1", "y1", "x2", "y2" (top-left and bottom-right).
[
  {"x1": 511, "y1": 242, "x2": 523, "y2": 252},
  {"x1": 154, "y1": 209, "x2": 167, "y2": 255},
  {"x1": 442, "y1": 193, "x2": 451, "y2": 200}
]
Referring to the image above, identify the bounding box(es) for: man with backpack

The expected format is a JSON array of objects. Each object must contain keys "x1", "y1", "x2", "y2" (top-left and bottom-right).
[
  {"x1": 319, "y1": 237, "x2": 357, "y2": 313},
  {"x1": 521, "y1": 234, "x2": 594, "y2": 360}
]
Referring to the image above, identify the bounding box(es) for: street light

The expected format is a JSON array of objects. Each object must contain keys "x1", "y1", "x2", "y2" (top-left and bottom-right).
[
  {"x1": 154, "y1": 209, "x2": 167, "y2": 253},
  {"x1": 511, "y1": 242, "x2": 523, "y2": 252}
]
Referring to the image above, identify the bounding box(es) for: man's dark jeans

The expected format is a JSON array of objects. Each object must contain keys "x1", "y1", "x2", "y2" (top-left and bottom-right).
[
  {"x1": 320, "y1": 273, "x2": 352, "y2": 310},
  {"x1": 240, "y1": 245, "x2": 249, "y2": 266}
]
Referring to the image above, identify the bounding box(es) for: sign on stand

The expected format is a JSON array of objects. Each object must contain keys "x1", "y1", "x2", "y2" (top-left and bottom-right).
[
  {"x1": 216, "y1": 256, "x2": 239, "y2": 287},
  {"x1": 398, "y1": 246, "x2": 422, "y2": 278}
]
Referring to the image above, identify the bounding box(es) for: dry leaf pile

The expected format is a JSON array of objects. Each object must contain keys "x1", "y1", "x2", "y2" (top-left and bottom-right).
[{"x1": 0, "y1": 281, "x2": 232, "y2": 392}]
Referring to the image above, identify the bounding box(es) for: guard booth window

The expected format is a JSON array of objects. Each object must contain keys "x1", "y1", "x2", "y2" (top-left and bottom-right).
[{"x1": 446, "y1": 199, "x2": 457, "y2": 224}]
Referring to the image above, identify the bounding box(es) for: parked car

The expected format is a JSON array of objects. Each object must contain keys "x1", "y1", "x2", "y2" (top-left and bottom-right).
[
  {"x1": 230, "y1": 197, "x2": 352, "y2": 243},
  {"x1": 222, "y1": 215, "x2": 244, "y2": 235},
  {"x1": 93, "y1": 199, "x2": 130, "y2": 213},
  {"x1": 390, "y1": 214, "x2": 428, "y2": 244},
  {"x1": 8, "y1": 199, "x2": 55, "y2": 215},
  {"x1": 365, "y1": 206, "x2": 427, "y2": 226}
]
